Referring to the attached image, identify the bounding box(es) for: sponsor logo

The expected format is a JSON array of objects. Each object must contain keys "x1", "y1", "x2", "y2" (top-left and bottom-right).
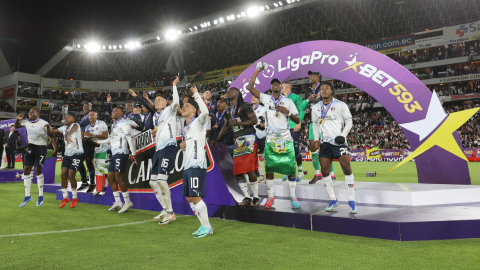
[{"x1": 369, "y1": 150, "x2": 380, "y2": 156}]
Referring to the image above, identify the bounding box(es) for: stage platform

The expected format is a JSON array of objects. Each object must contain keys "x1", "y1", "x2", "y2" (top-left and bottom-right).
[
  {"x1": 0, "y1": 168, "x2": 24, "y2": 183},
  {"x1": 42, "y1": 180, "x2": 480, "y2": 241}
]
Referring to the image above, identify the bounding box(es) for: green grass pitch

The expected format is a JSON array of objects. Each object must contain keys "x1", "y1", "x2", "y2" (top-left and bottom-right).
[{"x1": 1, "y1": 161, "x2": 480, "y2": 269}]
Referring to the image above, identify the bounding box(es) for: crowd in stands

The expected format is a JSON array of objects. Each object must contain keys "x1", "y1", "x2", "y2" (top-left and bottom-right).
[
  {"x1": 17, "y1": 88, "x2": 39, "y2": 97},
  {"x1": 0, "y1": 100, "x2": 14, "y2": 112},
  {"x1": 390, "y1": 42, "x2": 480, "y2": 65}
]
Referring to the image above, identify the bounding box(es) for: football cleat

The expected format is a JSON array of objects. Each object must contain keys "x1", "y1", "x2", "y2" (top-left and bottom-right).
[
  {"x1": 296, "y1": 172, "x2": 304, "y2": 182},
  {"x1": 99, "y1": 187, "x2": 107, "y2": 196},
  {"x1": 77, "y1": 183, "x2": 89, "y2": 191},
  {"x1": 153, "y1": 210, "x2": 168, "y2": 221},
  {"x1": 159, "y1": 213, "x2": 176, "y2": 225},
  {"x1": 309, "y1": 174, "x2": 323, "y2": 184},
  {"x1": 36, "y1": 196, "x2": 43, "y2": 207},
  {"x1": 304, "y1": 170, "x2": 308, "y2": 175},
  {"x1": 95, "y1": 166, "x2": 108, "y2": 175},
  {"x1": 108, "y1": 201, "x2": 123, "y2": 211},
  {"x1": 59, "y1": 198, "x2": 70, "y2": 208},
  {"x1": 349, "y1": 201, "x2": 357, "y2": 214},
  {"x1": 238, "y1": 197, "x2": 252, "y2": 207},
  {"x1": 282, "y1": 175, "x2": 288, "y2": 181},
  {"x1": 70, "y1": 198, "x2": 79, "y2": 208},
  {"x1": 92, "y1": 190, "x2": 100, "y2": 196},
  {"x1": 192, "y1": 225, "x2": 204, "y2": 235},
  {"x1": 118, "y1": 202, "x2": 133, "y2": 213},
  {"x1": 290, "y1": 196, "x2": 300, "y2": 209},
  {"x1": 251, "y1": 197, "x2": 260, "y2": 207},
  {"x1": 325, "y1": 200, "x2": 339, "y2": 211},
  {"x1": 19, "y1": 196, "x2": 32, "y2": 207},
  {"x1": 86, "y1": 185, "x2": 96, "y2": 193},
  {"x1": 194, "y1": 226, "x2": 213, "y2": 238},
  {"x1": 264, "y1": 196, "x2": 275, "y2": 208}
]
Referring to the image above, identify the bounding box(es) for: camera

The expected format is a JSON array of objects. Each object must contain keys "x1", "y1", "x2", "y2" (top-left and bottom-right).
[{"x1": 255, "y1": 116, "x2": 265, "y2": 130}]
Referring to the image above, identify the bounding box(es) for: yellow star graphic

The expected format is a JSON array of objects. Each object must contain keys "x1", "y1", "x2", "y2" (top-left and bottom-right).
[
  {"x1": 340, "y1": 62, "x2": 364, "y2": 73},
  {"x1": 389, "y1": 108, "x2": 479, "y2": 173}
]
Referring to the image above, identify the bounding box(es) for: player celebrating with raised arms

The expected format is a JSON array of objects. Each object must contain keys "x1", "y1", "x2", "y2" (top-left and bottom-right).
[
  {"x1": 96, "y1": 107, "x2": 138, "y2": 213},
  {"x1": 48, "y1": 114, "x2": 84, "y2": 208},
  {"x1": 129, "y1": 76, "x2": 179, "y2": 225},
  {"x1": 180, "y1": 85, "x2": 212, "y2": 238},
  {"x1": 247, "y1": 64, "x2": 301, "y2": 209},
  {"x1": 16, "y1": 108, "x2": 58, "y2": 207},
  {"x1": 312, "y1": 82, "x2": 356, "y2": 214}
]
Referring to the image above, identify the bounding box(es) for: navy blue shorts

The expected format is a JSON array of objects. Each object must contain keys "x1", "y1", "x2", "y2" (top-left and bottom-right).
[
  {"x1": 62, "y1": 154, "x2": 84, "y2": 171},
  {"x1": 182, "y1": 168, "x2": 206, "y2": 197},
  {"x1": 319, "y1": 143, "x2": 350, "y2": 159},
  {"x1": 108, "y1": 154, "x2": 129, "y2": 173},
  {"x1": 152, "y1": 146, "x2": 177, "y2": 176},
  {"x1": 24, "y1": 145, "x2": 48, "y2": 167},
  {"x1": 257, "y1": 137, "x2": 266, "y2": 154}
]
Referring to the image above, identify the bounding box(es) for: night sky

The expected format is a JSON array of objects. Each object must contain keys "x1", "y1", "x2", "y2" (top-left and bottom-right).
[{"x1": 0, "y1": 0, "x2": 250, "y2": 74}]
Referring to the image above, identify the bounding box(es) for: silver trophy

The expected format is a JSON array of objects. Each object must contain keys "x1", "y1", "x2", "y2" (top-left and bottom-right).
[{"x1": 61, "y1": 105, "x2": 68, "y2": 124}]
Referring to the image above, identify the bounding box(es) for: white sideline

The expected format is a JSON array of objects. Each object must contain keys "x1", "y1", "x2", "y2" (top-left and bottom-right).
[{"x1": 0, "y1": 216, "x2": 188, "y2": 238}]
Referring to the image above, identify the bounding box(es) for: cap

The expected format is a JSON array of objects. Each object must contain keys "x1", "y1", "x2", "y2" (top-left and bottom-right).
[
  {"x1": 271, "y1": 78, "x2": 282, "y2": 85},
  {"x1": 308, "y1": 71, "x2": 322, "y2": 80}
]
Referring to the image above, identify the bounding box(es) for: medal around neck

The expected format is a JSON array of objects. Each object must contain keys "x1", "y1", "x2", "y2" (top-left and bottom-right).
[{"x1": 318, "y1": 119, "x2": 324, "y2": 125}]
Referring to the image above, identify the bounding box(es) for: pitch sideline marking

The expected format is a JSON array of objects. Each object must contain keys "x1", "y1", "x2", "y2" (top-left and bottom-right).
[{"x1": 0, "y1": 216, "x2": 189, "y2": 238}]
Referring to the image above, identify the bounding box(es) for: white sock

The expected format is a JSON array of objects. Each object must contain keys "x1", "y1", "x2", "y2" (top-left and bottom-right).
[
  {"x1": 36, "y1": 174, "x2": 44, "y2": 196},
  {"x1": 238, "y1": 178, "x2": 250, "y2": 198},
  {"x1": 330, "y1": 171, "x2": 335, "y2": 176},
  {"x1": 189, "y1": 202, "x2": 196, "y2": 215},
  {"x1": 298, "y1": 165, "x2": 303, "y2": 172},
  {"x1": 251, "y1": 181, "x2": 259, "y2": 198},
  {"x1": 72, "y1": 189, "x2": 78, "y2": 199},
  {"x1": 158, "y1": 180, "x2": 173, "y2": 212},
  {"x1": 113, "y1": 191, "x2": 121, "y2": 203},
  {"x1": 323, "y1": 175, "x2": 337, "y2": 200},
  {"x1": 150, "y1": 179, "x2": 167, "y2": 210},
  {"x1": 122, "y1": 191, "x2": 131, "y2": 204},
  {"x1": 315, "y1": 170, "x2": 320, "y2": 175},
  {"x1": 23, "y1": 174, "x2": 32, "y2": 197},
  {"x1": 257, "y1": 157, "x2": 264, "y2": 176},
  {"x1": 61, "y1": 188, "x2": 68, "y2": 199},
  {"x1": 195, "y1": 200, "x2": 211, "y2": 228},
  {"x1": 345, "y1": 174, "x2": 355, "y2": 201},
  {"x1": 288, "y1": 181, "x2": 296, "y2": 198},
  {"x1": 266, "y1": 179, "x2": 274, "y2": 197}
]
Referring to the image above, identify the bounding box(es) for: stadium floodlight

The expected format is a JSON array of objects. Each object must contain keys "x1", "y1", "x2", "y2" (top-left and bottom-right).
[
  {"x1": 194, "y1": 25, "x2": 198, "y2": 30},
  {"x1": 113, "y1": 45, "x2": 117, "y2": 49},
  {"x1": 214, "y1": 20, "x2": 218, "y2": 25},
  {"x1": 165, "y1": 29, "x2": 178, "y2": 40},
  {"x1": 219, "y1": 17, "x2": 224, "y2": 23},
  {"x1": 230, "y1": 14, "x2": 235, "y2": 20},
  {"x1": 83, "y1": 45, "x2": 87, "y2": 49},
  {"x1": 108, "y1": 45, "x2": 112, "y2": 49},
  {"x1": 178, "y1": 30, "x2": 182, "y2": 35},
  {"x1": 266, "y1": 5, "x2": 270, "y2": 9},
  {"x1": 237, "y1": 14, "x2": 241, "y2": 18},
  {"x1": 259, "y1": 6, "x2": 265, "y2": 12},
  {"x1": 87, "y1": 42, "x2": 100, "y2": 52},
  {"x1": 279, "y1": 1, "x2": 283, "y2": 6},
  {"x1": 241, "y1": 12, "x2": 246, "y2": 17},
  {"x1": 227, "y1": 16, "x2": 231, "y2": 21},
  {"x1": 102, "y1": 46, "x2": 106, "y2": 49},
  {"x1": 135, "y1": 41, "x2": 141, "y2": 47},
  {"x1": 119, "y1": 45, "x2": 123, "y2": 49},
  {"x1": 273, "y1": 3, "x2": 278, "y2": 7},
  {"x1": 156, "y1": 36, "x2": 160, "y2": 40},
  {"x1": 124, "y1": 43, "x2": 128, "y2": 48},
  {"x1": 247, "y1": 7, "x2": 260, "y2": 17},
  {"x1": 76, "y1": 44, "x2": 81, "y2": 49},
  {"x1": 287, "y1": 0, "x2": 291, "y2": 3},
  {"x1": 207, "y1": 21, "x2": 211, "y2": 26},
  {"x1": 189, "y1": 28, "x2": 193, "y2": 31}
]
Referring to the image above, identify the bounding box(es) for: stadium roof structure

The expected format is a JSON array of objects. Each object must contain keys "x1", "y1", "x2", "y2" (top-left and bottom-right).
[{"x1": 37, "y1": 0, "x2": 480, "y2": 82}]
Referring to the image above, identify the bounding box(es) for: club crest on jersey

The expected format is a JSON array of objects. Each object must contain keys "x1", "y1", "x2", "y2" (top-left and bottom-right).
[{"x1": 331, "y1": 107, "x2": 336, "y2": 112}]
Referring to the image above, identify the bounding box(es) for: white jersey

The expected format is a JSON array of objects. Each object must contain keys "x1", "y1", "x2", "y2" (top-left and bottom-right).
[
  {"x1": 109, "y1": 118, "x2": 138, "y2": 155},
  {"x1": 252, "y1": 104, "x2": 267, "y2": 139},
  {"x1": 183, "y1": 92, "x2": 209, "y2": 170},
  {"x1": 58, "y1": 123, "x2": 84, "y2": 156},
  {"x1": 176, "y1": 115, "x2": 184, "y2": 137},
  {"x1": 20, "y1": 118, "x2": 49, "y2": 146},
  {"x1": 259, "y1": 93, "x2": 299, "y2": 142},
  {"x1": 153, "y1": 104, "x2": 178, "y2": 151},
  {"x1": 311, "y1": 98, "x2": 352, "y2": 146},
  {"x1": 84, "y1": 120, "x2": 109, "y2": 153}
]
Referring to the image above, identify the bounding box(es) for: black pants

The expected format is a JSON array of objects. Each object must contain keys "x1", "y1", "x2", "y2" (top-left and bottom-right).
[
  {"x1": 78, "y1": 146, "x2": 96, "y2": 184},
  {"x1": 289, "y1": 129, "x2": 302, "y2": 166},
  {"x1": 5, "y1": 147, "x2": 15, "y2": 168}
]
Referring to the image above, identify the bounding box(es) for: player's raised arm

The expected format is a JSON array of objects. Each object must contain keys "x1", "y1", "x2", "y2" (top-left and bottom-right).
[
  {"x1": 171, "y1": 76, "x2": 180, "y2": 111},
  {"x1": 247, "y1": 68, "x2": 263, "y2": 99},
  {"x1": 46, "y1": 124, "x2": 60, "y2": 136},
  {"x1": 191, "y1": 86, "x2": 208, "y2": 123},
  {"x1": 14, "y1": 114, "x2": 24, "y2": 129}
]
